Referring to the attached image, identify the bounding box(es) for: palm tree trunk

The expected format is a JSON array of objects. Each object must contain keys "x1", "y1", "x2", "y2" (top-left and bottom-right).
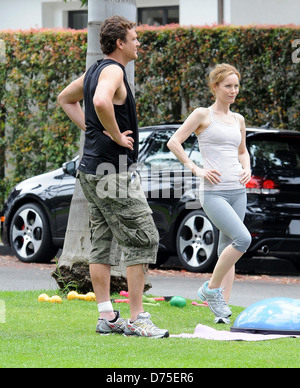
[{"x1": 52, "y1": 0, "x2": 148, "y2": 293}]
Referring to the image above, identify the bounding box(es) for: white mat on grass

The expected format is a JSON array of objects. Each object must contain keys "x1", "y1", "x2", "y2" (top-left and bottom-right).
[{"x1": 170, "y1": 324, "x2": 300, "y2": 341}]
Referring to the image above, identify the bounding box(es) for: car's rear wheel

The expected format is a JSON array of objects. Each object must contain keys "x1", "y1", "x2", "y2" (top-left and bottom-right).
[
  {"x1": 9, "y1": 203, "x2": 58, "y2": 263},
  {"x1": 176, "y1": 210, "x2": 218, "y2": 272}
]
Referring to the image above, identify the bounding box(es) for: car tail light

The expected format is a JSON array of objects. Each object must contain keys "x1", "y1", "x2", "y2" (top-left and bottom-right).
[
  {"x1": 246, "y1": 176, "x2": 263, "y2": 194},
  {"x1": 246, "y1": 176, "x2": 280, "y2": 195}
]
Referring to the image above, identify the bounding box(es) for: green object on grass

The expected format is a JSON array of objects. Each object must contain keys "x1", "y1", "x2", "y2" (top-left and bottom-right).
[
  {"x1": 142, "y1": 295, "x2": 158, "y2": 304},
  {"x1": 170, "y1": 296, "x2": 187, "y2": 308}
]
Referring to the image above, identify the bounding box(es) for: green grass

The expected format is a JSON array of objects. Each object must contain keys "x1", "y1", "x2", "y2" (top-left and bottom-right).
[{"x1": 0, "y1": 290, "x2": 299, "y2": 368}]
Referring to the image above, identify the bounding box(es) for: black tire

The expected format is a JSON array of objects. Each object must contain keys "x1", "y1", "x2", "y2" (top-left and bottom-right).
[
  {"x1": 9, "y1": 203, "x2": 58, "y2": 263},
  {"x1": 176, "y1": 210, "x2": 218, "y2": 272}
]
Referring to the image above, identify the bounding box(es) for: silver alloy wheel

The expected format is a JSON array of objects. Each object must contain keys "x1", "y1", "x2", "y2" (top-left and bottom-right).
[
  {"x1": 177, "y1": 212, "x2": 217, "y2": 271},
  {"x1": 11, "y1": 208, "x2": 43, "y2": 260}
]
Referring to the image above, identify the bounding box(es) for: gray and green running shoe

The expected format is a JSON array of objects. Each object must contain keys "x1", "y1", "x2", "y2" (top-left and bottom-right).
[
  {"x1": 124, "y1": 312, "x2": 169, "y2": 338},
  {"x1": 96, "y1": 311, "x2": 126, "y2": 335},
  {"x1": 198, "y1": 281, "x2": 232, "y2": 318}
]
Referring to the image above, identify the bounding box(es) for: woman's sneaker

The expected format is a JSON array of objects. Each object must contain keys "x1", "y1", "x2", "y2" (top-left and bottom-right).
[
  {"x1": 96, "y1": 310, "x2": 126, "y2": 335},
  {"x1": 198, "y1": 281, "x2": 232, "y2": 318},
  {"x1": 124, "y1": 312, "x2": 169, "y2": 338}
]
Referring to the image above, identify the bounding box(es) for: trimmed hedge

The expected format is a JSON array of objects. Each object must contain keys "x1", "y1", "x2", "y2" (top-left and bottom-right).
[
  {"x1": 1, "y1": 25, "x2": 300, "y2": 207},
  {"x1": 135, "y1": 25, "x2": 300, "y2": 129},
  {"x1": 0, "y1": 29, "x2": 87, "y2": 205}
]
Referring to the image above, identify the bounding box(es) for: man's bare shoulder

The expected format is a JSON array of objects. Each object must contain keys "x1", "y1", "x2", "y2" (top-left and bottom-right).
[{"x1": 99, "y1": 64, "x2": 124, "y2": 81}]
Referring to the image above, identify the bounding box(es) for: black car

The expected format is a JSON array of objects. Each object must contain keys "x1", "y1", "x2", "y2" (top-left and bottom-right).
[{"x1": 1, "y1": 125, "x2": 300, "y2": 272}]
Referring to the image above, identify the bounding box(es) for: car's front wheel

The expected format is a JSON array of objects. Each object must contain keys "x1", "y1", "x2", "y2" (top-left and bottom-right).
[
  {"x1": 176, "y1": 210, "x2": 218, "y2": 272},
  {"x1": 9, "y1": 203, "x2": 58, "y2": 263}
]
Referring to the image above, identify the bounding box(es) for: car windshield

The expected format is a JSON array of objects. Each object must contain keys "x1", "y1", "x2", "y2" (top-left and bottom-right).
[
  {"x1": 248, "y1": 136, "x2": 300, "y2": 171},
  {"x1": 143, "y1": 130, "x2": 196, "y2": 170},
  {"x1": 139, "y1": 130, "x2": 153, "y2": 151}
]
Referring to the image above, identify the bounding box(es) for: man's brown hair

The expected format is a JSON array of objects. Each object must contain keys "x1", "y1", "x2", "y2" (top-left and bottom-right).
[{"x1": 100, "y1": 15, "x2": 136, "y2": 55}]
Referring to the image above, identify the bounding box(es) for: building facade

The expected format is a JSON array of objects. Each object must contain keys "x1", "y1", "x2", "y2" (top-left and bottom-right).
[{"x1": 0, "y1": 0, "x2": 299, "y2": 31}]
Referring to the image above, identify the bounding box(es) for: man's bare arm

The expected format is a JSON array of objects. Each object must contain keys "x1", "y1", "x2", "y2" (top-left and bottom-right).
[
  {"x1": 93, "y1": 65, "x2": 134, "y2": 150},
  {"x1": 58, "y1": 74, "x2": 86, "y2": 132}
]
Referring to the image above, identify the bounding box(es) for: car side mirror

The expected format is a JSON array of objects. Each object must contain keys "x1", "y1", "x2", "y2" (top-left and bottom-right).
[{"x1": 62, "y1": 161, "x2": 77, "y2": 177}]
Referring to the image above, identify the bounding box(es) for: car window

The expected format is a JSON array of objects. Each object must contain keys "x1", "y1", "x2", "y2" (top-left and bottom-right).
[
  {"x1": 189, "y1": 141, "x2": 203, "y2": 168},
  {"x1": 139, "y1": 130, "x2": 153, "y2": 151},
  {"x1": 143, "y1": 130, "x2": 196, "y2": 171},
  {"x1": 248, "y1": 137, "x2": 300, "y2": 170}
]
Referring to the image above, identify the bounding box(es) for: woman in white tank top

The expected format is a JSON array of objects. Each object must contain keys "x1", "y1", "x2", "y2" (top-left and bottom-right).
[{"x1": 168, "y1": 64, "x2": 252, "y2": 323}]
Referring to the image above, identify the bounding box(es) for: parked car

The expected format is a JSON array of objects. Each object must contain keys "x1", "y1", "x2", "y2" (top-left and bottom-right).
[{"x1": 1, "y1": 125, "x2": 300, "y2": 272}]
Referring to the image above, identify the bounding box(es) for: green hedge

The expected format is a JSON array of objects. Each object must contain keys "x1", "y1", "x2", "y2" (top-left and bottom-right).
[
  {"x1": 0, "y1": 29, "x2": 87, "y2": 206},
  {"x1": 1, "y1": 25, "x2": 300, "y2": 207},
  {"x1": 135, "y1": 25, "x2": 300, "y2": 129}
]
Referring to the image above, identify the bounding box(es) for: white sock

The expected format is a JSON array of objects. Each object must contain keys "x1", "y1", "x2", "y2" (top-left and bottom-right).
[{"x1": 97, "y1": 301, "x2": 113, "y2": 313}]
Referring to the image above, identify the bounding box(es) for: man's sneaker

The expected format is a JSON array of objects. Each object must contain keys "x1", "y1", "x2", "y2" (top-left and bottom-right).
[
  {"x1": 198, "y1": 281, "x2": 232, "y2": 318},
  {"x1": 96, "y1": 310, "x2": 126, "y2": 335},
  {"x1": 124, "y1": 312, "x2": 169, "y2": 338}
]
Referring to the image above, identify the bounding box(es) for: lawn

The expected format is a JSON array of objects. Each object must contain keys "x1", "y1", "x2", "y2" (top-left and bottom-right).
[{"x1": 0, "y1": 290, "x2": 299, "y2": 369}]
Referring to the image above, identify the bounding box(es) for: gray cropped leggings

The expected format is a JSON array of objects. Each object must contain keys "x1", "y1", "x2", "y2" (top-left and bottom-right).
[{"x1": 200, "y1": 188, "x2": 252, "y2": 256}]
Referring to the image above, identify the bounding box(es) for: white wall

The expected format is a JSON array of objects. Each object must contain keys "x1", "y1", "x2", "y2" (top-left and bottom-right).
[
  {"x1": 0, "y1": 0, "x2": 85, "y2": 30},
  {"x1": 42, "y1": 1, "x2": 86, "y2": 29},
  {"x1": 137, "y1": 0, "x2": 179, "y2": 7},
  {"x1": 229, "y1": 0, "x2": 300, "y2": 25},
  {"x1": 0, "y1": 0, "x2": 44, "y2": 30},
  {"x1": 179, "y1": 0, "x2": 218, "y2": 26},
  {"x1": 179, "y1": 0, "x2": 300, "y2": 27},
  {"x1": 1, "y1": 0, "x2": 299, "y2": 31}
]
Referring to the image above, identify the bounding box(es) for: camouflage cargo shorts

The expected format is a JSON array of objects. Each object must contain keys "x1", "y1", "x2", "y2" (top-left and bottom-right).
[{"x1": 78, "y1": 171, "x2": 159, "y2": 267}]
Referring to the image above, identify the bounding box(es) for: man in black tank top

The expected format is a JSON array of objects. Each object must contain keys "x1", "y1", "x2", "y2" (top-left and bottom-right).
[
  {"x1": 58, "y1": 16, "x2": 168, "y2": 338},
  {"x1": 80, "y1": 58, "x2": 138, "y2": 174}
]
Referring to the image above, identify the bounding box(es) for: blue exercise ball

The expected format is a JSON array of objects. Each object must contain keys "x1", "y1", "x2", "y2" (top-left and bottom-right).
[{"x1": 231, "y1": 297, "x2": 300, "y2": 335}]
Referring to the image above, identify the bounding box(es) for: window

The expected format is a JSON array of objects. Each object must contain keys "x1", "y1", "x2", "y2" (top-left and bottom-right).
[
  {"x1": 189, "y1": 142, "x2": 203, "y2": 168},
  {"x1": 138, "y1": 6, "x2": 179, "y2": 26},
  {"x1": 143, "y1": 130, "x2": 195, "y2": 171},
  {"x1": 248, "y1": 137, "x2": 300, "y2": 171},
  {"x1": 68, "y1": 11, "x2": 88, "y2": 29},
  {"x1": 139, "y1": 130, "x2": 153, "y2": 152}
]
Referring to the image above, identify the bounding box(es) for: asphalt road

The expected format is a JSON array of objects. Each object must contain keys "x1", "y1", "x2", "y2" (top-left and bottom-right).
[{"x1": 0, "y1": 245, "x2": 299, "y2": 308}]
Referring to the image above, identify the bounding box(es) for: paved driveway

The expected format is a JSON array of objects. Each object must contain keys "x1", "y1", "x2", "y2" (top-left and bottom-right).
[
  {"x1": 0, "y1": 246, "x2": 299, "y2": 307},
  {"x1": 149, "y1": 271, "x2": 300, "y2": 307}
]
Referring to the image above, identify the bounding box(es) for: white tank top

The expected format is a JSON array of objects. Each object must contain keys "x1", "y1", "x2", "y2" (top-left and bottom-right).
[{"x1": 198, "y1": 107, "x2": 244, "y2": 191}]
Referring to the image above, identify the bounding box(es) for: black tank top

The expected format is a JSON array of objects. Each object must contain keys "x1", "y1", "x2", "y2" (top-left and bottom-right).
[{"x1": 79, "y1": 59, "x2": 139, "y2": 174}]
